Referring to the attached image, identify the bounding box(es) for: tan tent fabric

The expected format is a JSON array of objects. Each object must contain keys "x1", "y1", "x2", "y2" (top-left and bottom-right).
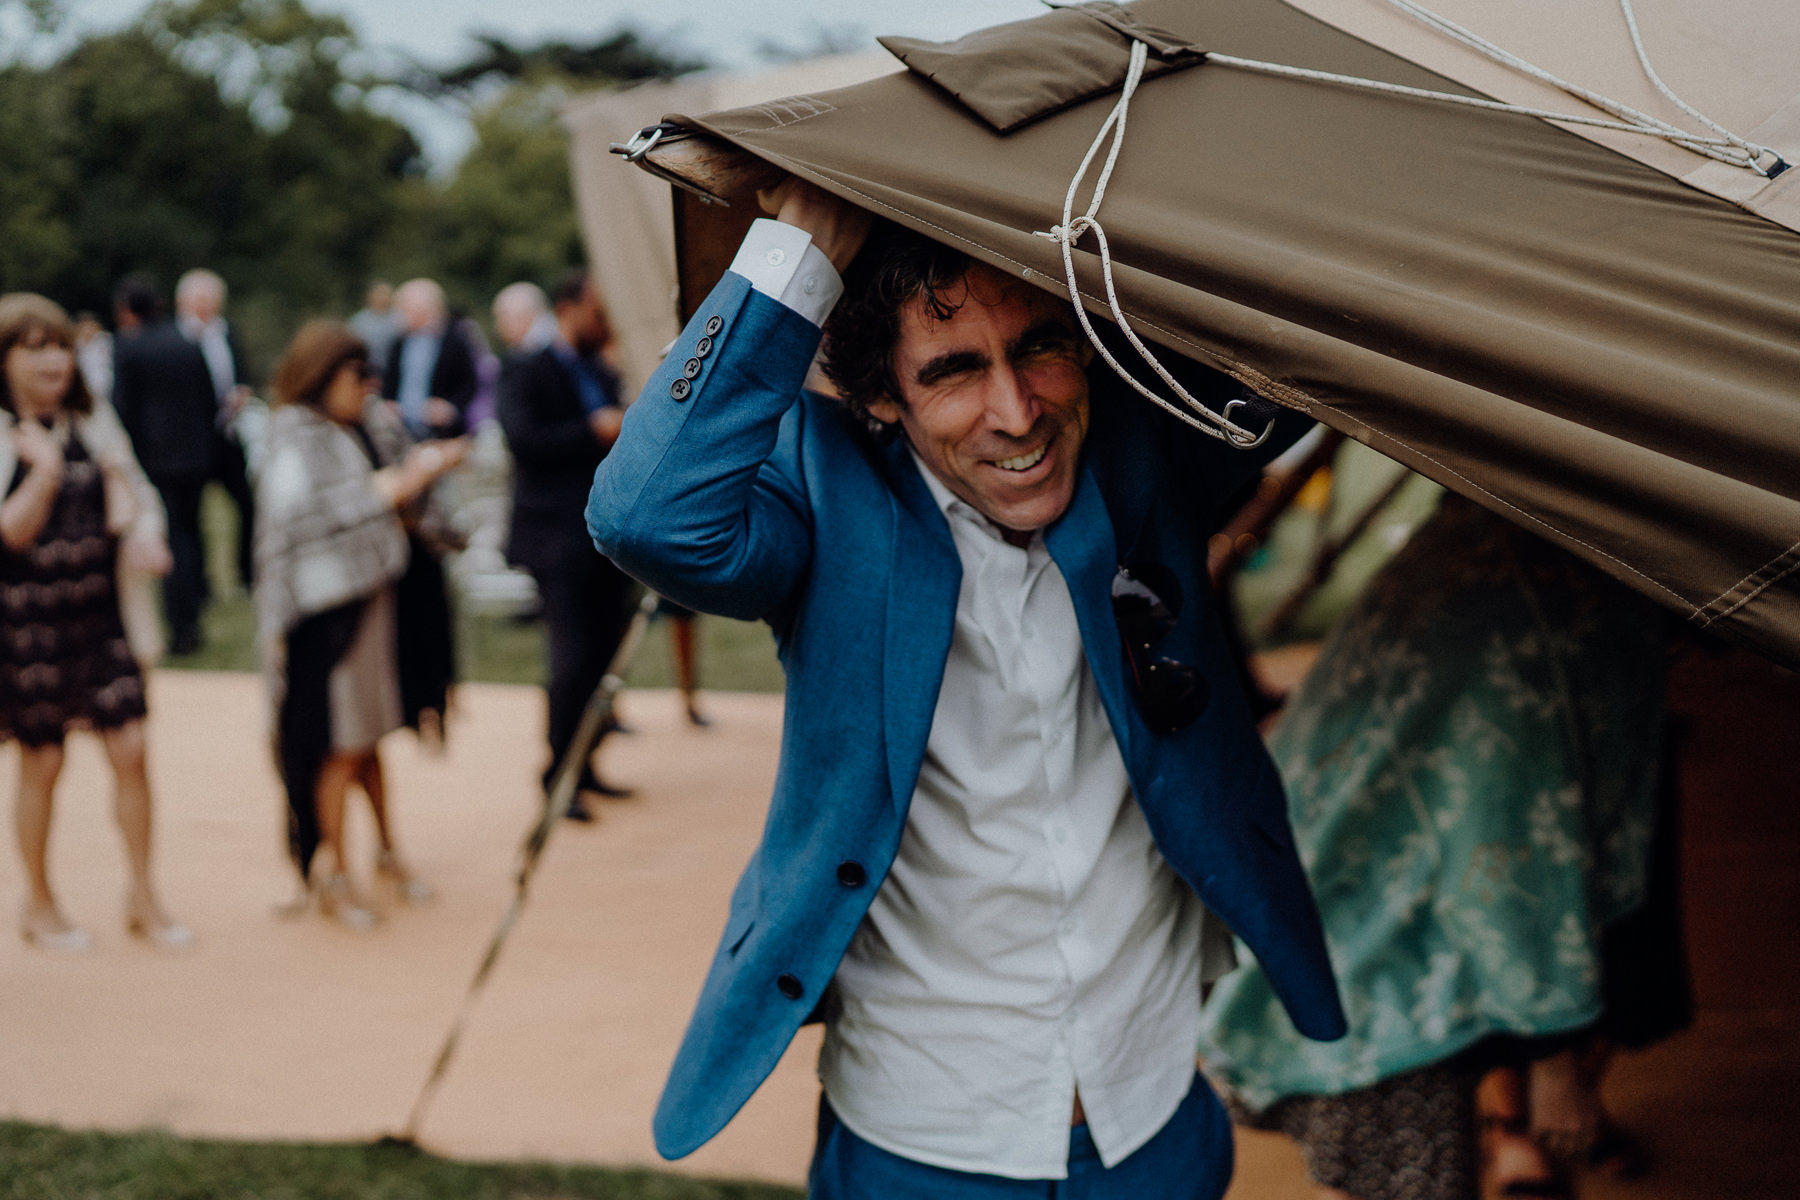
[
  {"x1": 561, "y1": 53, "x2": 898, "y2": 400},
  {"x1": 618, "y1": 0, "x2": 1800, "y2": 667},
  {"x1": 1286, "y1": 0, "x2": 1800, "y2": 231}
]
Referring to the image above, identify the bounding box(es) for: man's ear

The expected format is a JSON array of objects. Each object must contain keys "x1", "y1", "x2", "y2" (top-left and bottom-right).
[{"x1": 865, "y1": 395, "x2": 902, "y2": 425}]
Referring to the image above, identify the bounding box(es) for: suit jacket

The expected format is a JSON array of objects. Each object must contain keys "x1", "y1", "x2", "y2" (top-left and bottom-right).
[
  {"x1": 498, "y1": 344, "x2": 613, "y2": 571},
  {"x1": 588, "y1": 273, "x2": 1347, "y2": 1161},
  {"x1": 381, "y1": 323, "x2": 477, "y2": 438},
  {"x1": 111, "y1": 320, "x2": 218, "y2": 479}
]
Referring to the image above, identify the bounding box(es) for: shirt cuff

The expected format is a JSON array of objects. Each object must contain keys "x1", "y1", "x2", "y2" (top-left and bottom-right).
[{"x1": 728, "y1": 217, "x2": 844, "y2": 328}]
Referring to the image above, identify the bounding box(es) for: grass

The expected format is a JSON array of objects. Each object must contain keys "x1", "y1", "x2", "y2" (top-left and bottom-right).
[{"x1": 0, "y1": 1122, "x2": 801, "y2": 1200}]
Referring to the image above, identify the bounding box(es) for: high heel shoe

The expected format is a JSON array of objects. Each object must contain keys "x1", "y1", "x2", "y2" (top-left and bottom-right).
[
  {"x1": 21, "y1": 904, "x2": 93, "y2": 954},
  {"x1": 126, "y1": 894, "x2": 196, "y2": 950},
  {"x1": 316, "y1": 872, "x2": 379, "y2": 931},
  {"x1": 374, "y1": 851, "x2": 434, "y2": 905}
]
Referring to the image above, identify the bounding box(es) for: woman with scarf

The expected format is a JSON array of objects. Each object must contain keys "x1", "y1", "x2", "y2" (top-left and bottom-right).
[
  {"x1": 257, "y1": 320, "x2": 465, "y2": 928},
  {"x1": 1, "y1": 292, "x2": 189, "y2": 951}
]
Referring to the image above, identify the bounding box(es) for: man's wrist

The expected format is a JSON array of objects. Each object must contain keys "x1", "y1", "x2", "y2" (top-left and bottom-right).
[{"x1": 728, "y1": 218, "x2": 844, "y2": 328}]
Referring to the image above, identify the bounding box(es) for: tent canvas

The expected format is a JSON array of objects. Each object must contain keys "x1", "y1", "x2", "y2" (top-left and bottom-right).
[{"x1": 594, "y1": 0, "x2": 1800, "y2": 667}]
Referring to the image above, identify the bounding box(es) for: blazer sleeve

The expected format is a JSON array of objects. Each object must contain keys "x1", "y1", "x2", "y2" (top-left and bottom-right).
[{"x1": 586, "y1": 273, "x2": 820, "y2": 623}]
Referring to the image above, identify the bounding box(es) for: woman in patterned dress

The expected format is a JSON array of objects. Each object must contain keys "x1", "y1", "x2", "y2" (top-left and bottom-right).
[
  {"x1": 0, "y1": 293, "x2": 189, "y2": 952},
  {"x1": 1199, "y1": 494, "x2": 1668, "y2": 1200}
]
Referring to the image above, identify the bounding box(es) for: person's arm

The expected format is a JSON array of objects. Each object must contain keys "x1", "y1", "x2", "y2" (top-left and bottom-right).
[
  {"x1": 0, "y1": 421, "x2": 65, "y2": 551},
  {"x1": 588, "y1": 181, "x2": 868, "y2": 623}
]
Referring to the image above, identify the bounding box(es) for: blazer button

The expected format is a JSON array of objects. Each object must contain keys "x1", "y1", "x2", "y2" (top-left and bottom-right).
[
  {"x1": 777, "y1": 973, "x2": 804, "y2": 1000},
  {"x1": 694, "y1": 335, "x2": 713, "y2": 359},
  {"x1": 704, "y1": 314, "x2": 723, "y2": 336},
  {"x1": 669, "y1": 378, "x2": 691, "y2": 401},
  {"x1": 836, "y1": 861, "x2": 866, "y2": 888},
  {"x1": 682, "y1": 357, "x2": 702, "y2": 380}
]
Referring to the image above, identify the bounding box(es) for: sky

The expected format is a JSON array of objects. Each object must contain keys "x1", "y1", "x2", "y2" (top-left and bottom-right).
[{"x1": 57, "y1": 0, "x2": 1052, "y2": 165}]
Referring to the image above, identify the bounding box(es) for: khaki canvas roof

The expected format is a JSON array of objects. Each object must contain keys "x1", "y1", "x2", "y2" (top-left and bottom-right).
[{"x1": 614, "y1": 0, "x2": 1800, "y2": 667}]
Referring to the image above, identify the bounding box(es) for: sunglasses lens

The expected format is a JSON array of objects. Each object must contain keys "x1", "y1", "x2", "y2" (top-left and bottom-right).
[{"x1": 1141, "y1": 657, "x2": 1209, "y2": 734}]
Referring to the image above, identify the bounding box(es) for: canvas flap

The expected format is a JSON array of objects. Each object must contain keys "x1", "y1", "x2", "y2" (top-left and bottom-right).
[{"x1": 878, "y1": 1, "x2": 1205, "y2": 133}]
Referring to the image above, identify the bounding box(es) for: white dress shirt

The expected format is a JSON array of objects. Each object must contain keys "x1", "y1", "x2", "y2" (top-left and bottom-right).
[{"x1": 731, "y1": 219, "x2": 1219, "y2": 1181}]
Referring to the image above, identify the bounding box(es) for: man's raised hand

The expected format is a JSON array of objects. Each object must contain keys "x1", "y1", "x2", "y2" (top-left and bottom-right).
[{"x1": 757, "y1": 177, "x2": 871, "y2": 274}]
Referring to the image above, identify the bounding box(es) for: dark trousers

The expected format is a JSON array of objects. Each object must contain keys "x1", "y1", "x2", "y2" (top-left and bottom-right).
[
  {"x1": 211, "y1": 429, "x2": 255, "y2": 590},
  {"x1": 808, "y1": 1073, "x2": 1234, "y2": 1200},
  {"x1": 530, "y1": 552, "x2": 634, "y2": 792},
  {"x1": 150, "y1": 473, "x2": 206, "y2": 644}
]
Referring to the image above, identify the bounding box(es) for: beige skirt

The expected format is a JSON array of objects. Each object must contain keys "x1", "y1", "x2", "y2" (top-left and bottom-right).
[{"x1": 328, "y1": 586, "x2": 403, "y2": 752}]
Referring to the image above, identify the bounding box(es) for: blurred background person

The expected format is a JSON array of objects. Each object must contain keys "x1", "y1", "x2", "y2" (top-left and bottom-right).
[
  {"x1": 492, "y1": 281, "x2": 558, "y2": 357},
  {"x1": 497, "y1": 269, "x2": 632, "y2": 821},
  {"x1": 174, "y1": 268, "x2": 257, "y2": 596},
  {"x1": 348, "y1": 280, "x2": 400, "y2": 371},
  {"x1": 111, "y1": 274, "x2": 217, "y2": 657},
  {"x1": 72, "y1": 311, "x2": 112, "y2": 403},
  {"x1": 256, "y1": 320, "x2": 465, "y2": 928},
  {"x1": 1200, "y1": 494, "x2": 1673, "y2": 1200},
  {"x1": 1, "y1": 293, "x2": 188, "y2": 952},
  {"x1": 381, "y1": 277, "x2": 476, "y2": 441}
]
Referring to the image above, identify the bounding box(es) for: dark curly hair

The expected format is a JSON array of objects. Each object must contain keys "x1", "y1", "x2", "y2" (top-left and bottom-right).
[{"x1": 820, "y1": 221, "x2": 975, "y2": 427}]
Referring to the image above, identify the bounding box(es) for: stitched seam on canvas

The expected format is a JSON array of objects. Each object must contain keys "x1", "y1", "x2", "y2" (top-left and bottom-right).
[
  {"x1": 1698, "y1": 538, "x2": 1800, "y2": 625},
  {"x1": 720, "y1": 96, "x2": 840, "y2": 131}
]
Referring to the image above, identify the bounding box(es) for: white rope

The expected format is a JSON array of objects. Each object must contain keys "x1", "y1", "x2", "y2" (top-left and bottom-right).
[
  {"x1": 1038, "y1": 40, "x2": 1274, "y2": 448},
  {"x1": 1381, "y1": 0, "x2": 1782, "y2": 176}
]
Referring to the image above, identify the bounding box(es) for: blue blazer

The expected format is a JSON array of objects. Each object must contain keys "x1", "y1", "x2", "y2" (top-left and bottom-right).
[{"x1": 588, "y1": 273, "x2": 1347, "y2": 1161}]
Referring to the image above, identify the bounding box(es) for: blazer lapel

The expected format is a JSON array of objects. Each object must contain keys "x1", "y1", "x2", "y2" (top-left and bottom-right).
[
  {"x1": 879, "y1": 441, "x2": 961, "y2": 818},
  {"x1": 1046, "y1": 465, "x2": 1134, "y2": 764}
]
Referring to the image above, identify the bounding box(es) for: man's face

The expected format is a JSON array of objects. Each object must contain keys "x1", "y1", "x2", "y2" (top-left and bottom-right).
[{"x1": 867, "y1": 264, "x2": 1092, "y2": 541}]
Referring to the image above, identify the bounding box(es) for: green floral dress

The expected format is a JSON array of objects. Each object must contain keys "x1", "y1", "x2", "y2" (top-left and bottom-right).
[{"x1": 1200, "y1": 495, "x2": 1665, "y2": 1112}]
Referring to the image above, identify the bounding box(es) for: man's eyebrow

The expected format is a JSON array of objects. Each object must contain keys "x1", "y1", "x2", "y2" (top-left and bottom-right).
[
  {"x1": 914, "y1": 349, "x2": 988, "y2": 388},
  {"x1": 1008, "y1": 319, "x2": 1081, "y2": 356}
]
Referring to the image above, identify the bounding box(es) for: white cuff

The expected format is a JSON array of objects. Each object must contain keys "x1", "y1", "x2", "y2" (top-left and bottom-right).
[{"x1": 728, "y1": 218, "x2": 844, "y2": 328}]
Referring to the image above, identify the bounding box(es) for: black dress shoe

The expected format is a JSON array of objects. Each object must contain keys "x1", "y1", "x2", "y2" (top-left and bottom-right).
[
  {"x1": 582, "y1": 778, "x2": 635, "y2": 800},
  {"x1": 563, "y1": 797, "x2": 598, "y2": 823},
  {"x1": 685, "y1": 705, "x2": 712, "y2": 728}
]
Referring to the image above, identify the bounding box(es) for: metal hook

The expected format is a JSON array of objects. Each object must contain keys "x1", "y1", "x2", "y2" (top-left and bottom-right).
[
  {"x1": 611, "y1": 124, "x2": 668, "y2": 162},
  {"x1": 1222, "y1": 398, "x2": 1276, "y2": 449}
]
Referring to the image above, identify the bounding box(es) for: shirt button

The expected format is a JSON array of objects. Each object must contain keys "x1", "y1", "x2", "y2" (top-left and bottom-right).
[
  {"x1": 704, "y1": 315, "x2": 723, "y2": 336},
  {"x1": 777, "y1": 973, "x2": 804, "y2": 1000},
  {"x1": 682, "y1": 357, "x2": 702, "y2": 380},
  {"x1": 766, "y1": 247, "x2": 787, "y2": 267},
  {"x1": 1060, "y1": 918, "x2": 1077, "y2": 937},
  {"x1": 669, "y1": 378, "x2": 691, "y2": 402},
  {"x1": 1051, "y1": 826, "x2": 1069, "y2": 845},
  {"x1": 836, "y1": 861, "x2": 866, "y2": 888},
  {"x1": 802, "y1": 276, "x2": 819, "y2": 295}
]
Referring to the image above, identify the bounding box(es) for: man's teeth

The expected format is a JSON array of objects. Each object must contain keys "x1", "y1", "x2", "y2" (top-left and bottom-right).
[{"x1": 994, "y1": 445, "x2": 1048, "y2": 472}]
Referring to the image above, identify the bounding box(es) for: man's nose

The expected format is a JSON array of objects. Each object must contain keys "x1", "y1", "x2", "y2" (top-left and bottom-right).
[{"x1": 985, "y1": 365, "x2": 1041, "y2": 435}]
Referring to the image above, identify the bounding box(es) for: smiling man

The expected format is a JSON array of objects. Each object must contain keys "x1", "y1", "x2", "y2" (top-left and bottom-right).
[{"x1": 587, "y1": 181, "x2": 1344, "y2": 1199}]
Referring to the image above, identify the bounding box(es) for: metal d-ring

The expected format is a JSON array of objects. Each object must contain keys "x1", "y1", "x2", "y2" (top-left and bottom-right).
[{"x1": 1221, "y1": 398, "x2": 1276, "y2": 449}]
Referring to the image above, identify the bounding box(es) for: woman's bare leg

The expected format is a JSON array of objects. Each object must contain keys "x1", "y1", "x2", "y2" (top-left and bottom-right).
[
  {"x1": 100, "y1": 720, "x2": 155, "y2": 905},
  {"x1": 15, "y1": 741, "x2": 66, "y2": 913},
  {"x1": 315, "y1": 751, "x2": 361, "y2": 878}
]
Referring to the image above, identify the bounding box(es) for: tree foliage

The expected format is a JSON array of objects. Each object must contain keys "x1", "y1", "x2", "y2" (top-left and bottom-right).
[{"x1": 0, "y1": 0, "x2": 697, "y2": 374}]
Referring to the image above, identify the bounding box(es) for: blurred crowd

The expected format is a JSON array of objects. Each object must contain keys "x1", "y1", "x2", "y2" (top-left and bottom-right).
[{"x1": 1, "y1": 266, "x2": 711, "y2": 944}]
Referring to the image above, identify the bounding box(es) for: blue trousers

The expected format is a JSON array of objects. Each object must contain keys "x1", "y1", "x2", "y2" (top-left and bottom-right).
[{"x1": 807, "y1": 1073, "x2": 1234, "y2": 1200}]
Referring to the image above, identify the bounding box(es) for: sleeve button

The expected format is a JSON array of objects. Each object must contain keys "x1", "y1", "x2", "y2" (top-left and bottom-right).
[
  {"x1": 765, "y1": 248, "x2": 787, "y2": 267},
  {"x1": 836, "y1": 861, "x2": 866, "y2": 888},
  {"x1": 694, "y1": 336, "x2": 713, "y2": 358},
  {"x1": 777, "y1": 973, "x2": 804, "y2": 1000},
  {"x1": 704, "y1": 315, "x2": 723, "y2": 336},
  {"x1": 682, "y1": 357, "x2": 702, "y2": 380},
  {"x1": 669, "y1": 378, "x2": 691, "y2": 401}
]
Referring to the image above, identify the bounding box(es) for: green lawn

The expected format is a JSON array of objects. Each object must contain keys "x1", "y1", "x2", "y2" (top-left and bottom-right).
[{"x1": 0, "y1": 1122, "x2": 800, "y2": 1200}]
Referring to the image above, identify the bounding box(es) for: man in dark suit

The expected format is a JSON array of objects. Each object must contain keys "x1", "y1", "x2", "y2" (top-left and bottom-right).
[
  {"x1": 382, "y1": 277, "x2": 477, "y2": 440},
  {"x1": 498, "y1": 270, "x2": 634, "y2": 820},
  {"x1": 174, "y1": 268, "x2": 256, "y2": 593},
  {"x1": 111, "y1": 276, "x2": 219, "y2": 656},
  {"x1": 588, "y1": 182, "x2": 1345, "y2": 1197}
]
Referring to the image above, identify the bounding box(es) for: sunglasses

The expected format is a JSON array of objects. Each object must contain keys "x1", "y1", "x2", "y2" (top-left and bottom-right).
[{"x1": 1111, "y1": 561, "x2": 1209, "y2": 735}]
